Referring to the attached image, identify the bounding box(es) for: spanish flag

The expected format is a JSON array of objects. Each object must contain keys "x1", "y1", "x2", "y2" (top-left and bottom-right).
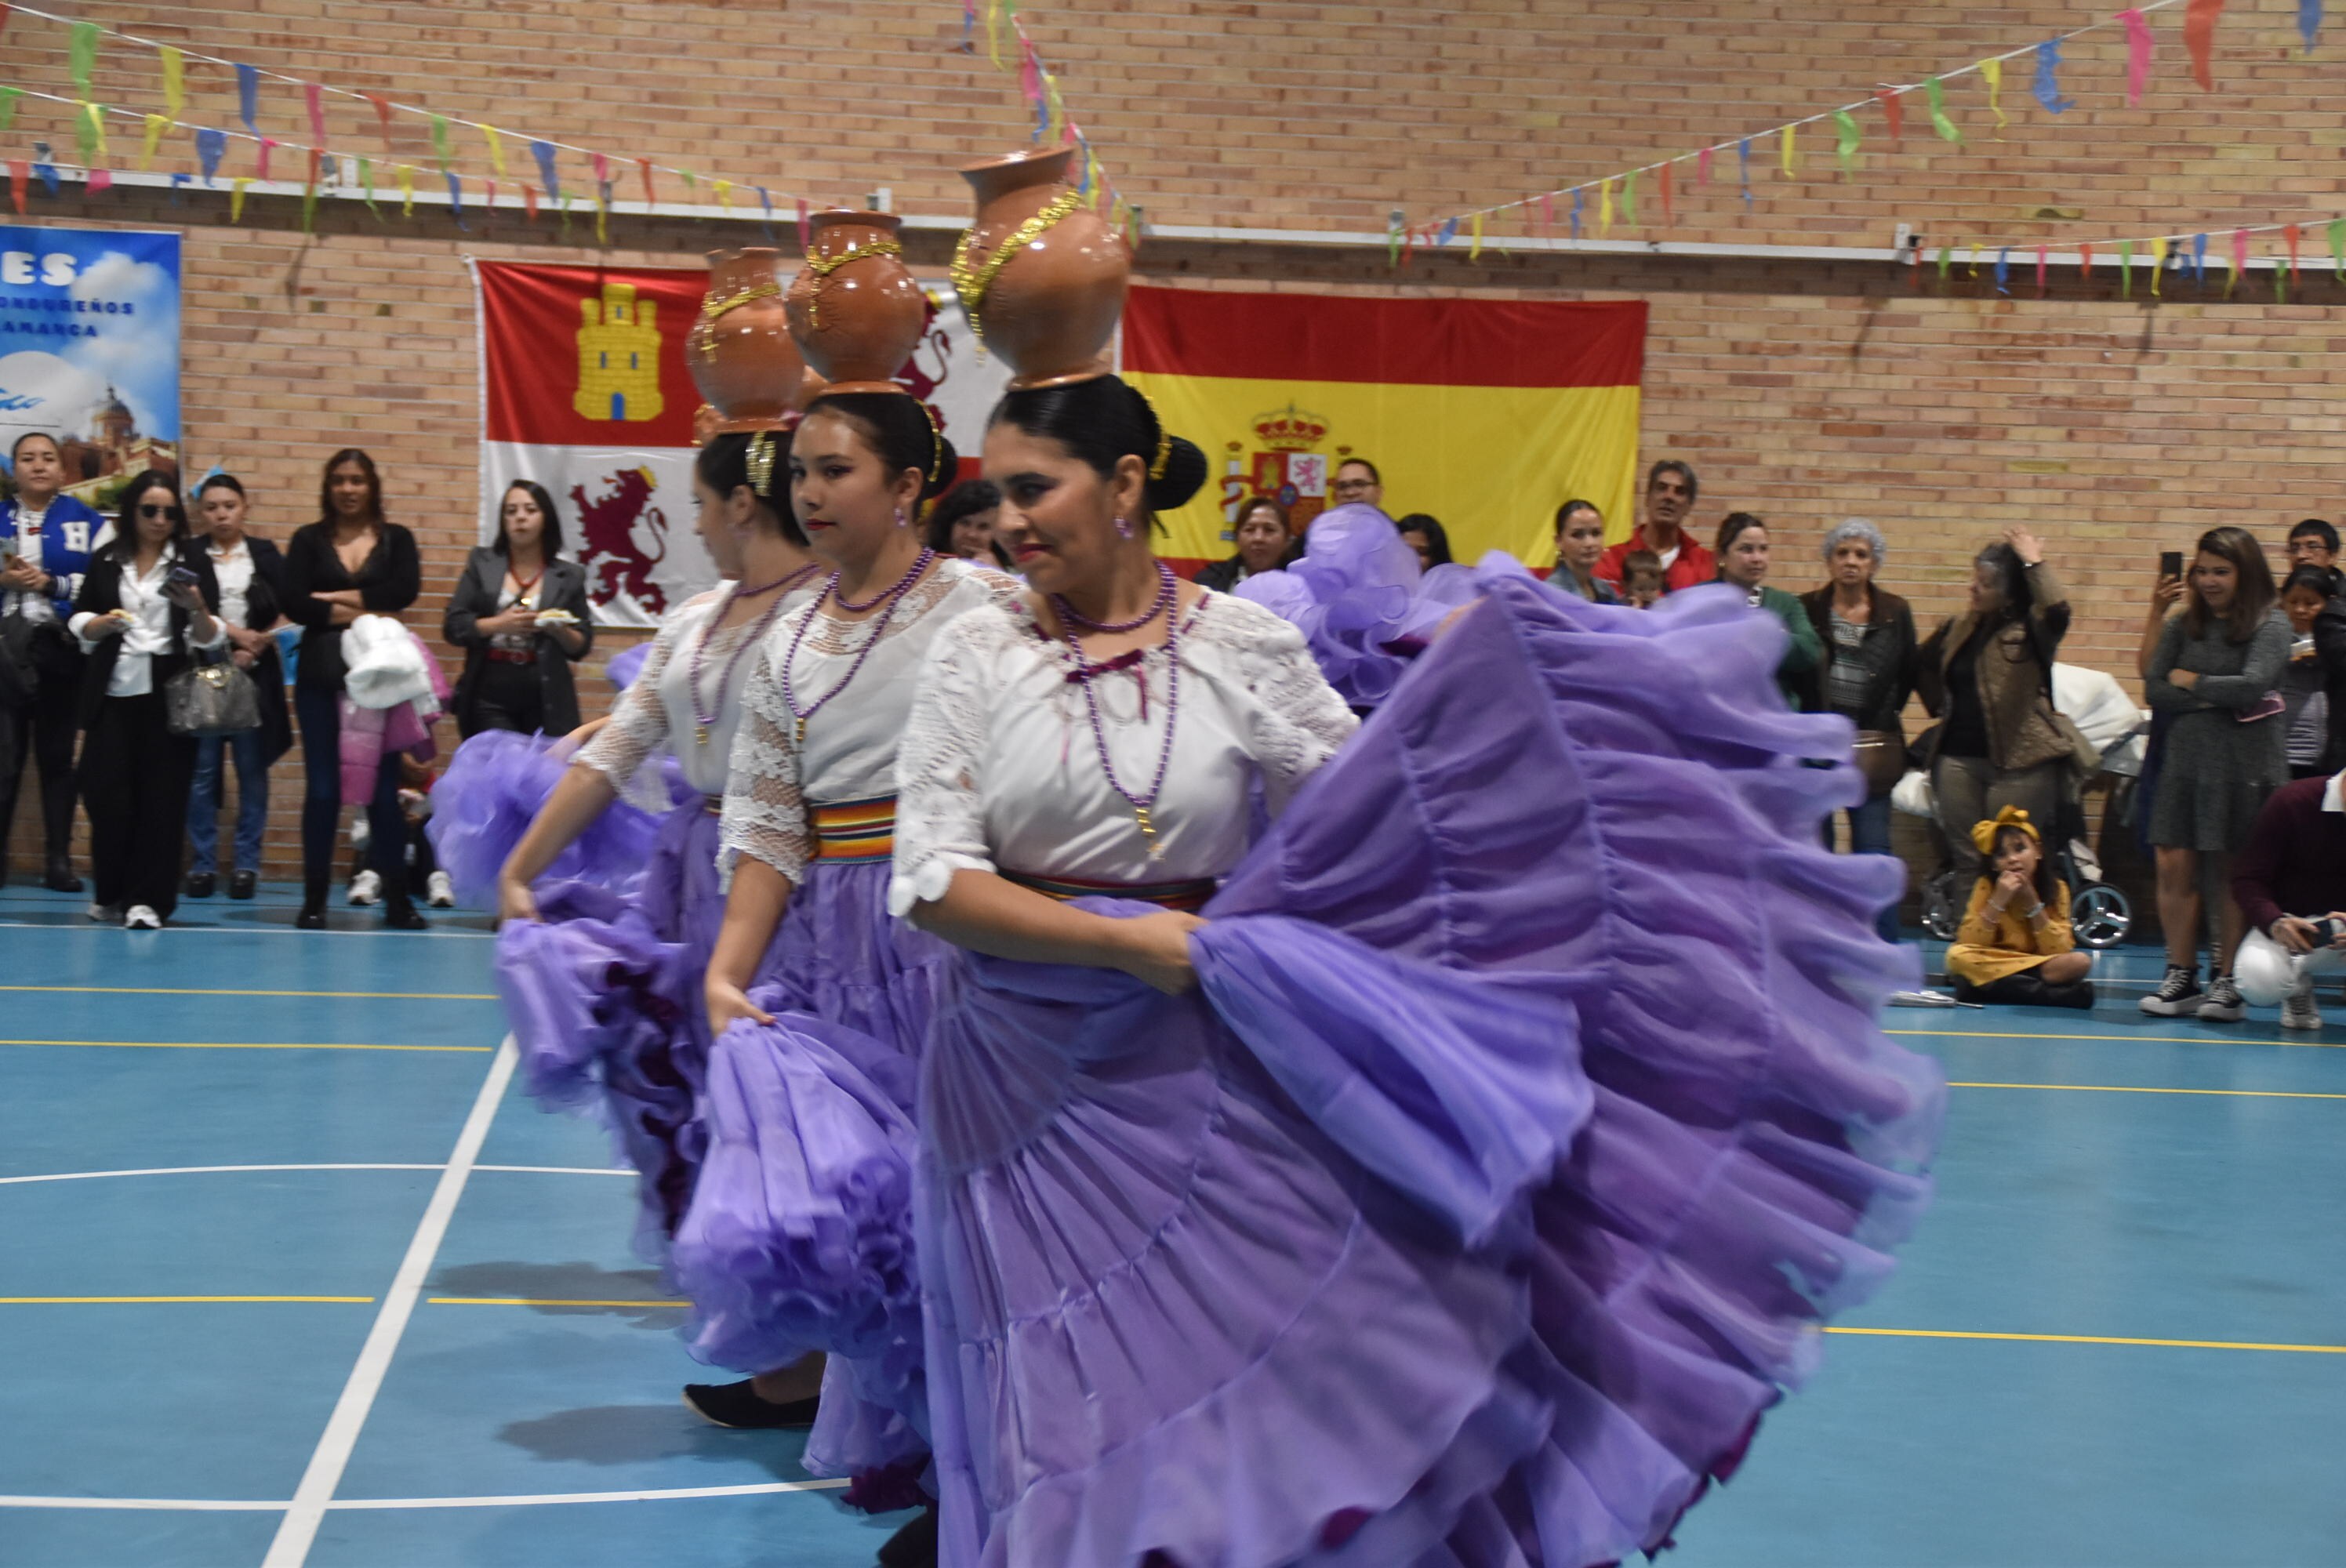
[{"x1": 1121, "y1": 285, "x2": 1646, "y2": 570}]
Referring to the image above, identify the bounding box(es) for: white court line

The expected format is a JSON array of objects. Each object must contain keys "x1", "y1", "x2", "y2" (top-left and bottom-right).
[
  {"x1": 260, "y1": 1037, "x2": 517, "y2": 1568},
  {"x1": 0, "y1": 919, "x2": 492, "y2": 939},
  {"x1": 0, "y1": 1163, "x2": 629, "y2": 1185},
  {"x1": 0, "y1": 1479, "x2": 848, "y2": 1513}
]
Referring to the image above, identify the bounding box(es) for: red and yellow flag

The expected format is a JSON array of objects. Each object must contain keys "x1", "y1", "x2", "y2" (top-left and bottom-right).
[{"x1": 1121, "y1": 285, "x2": 1646, "y2": 568}]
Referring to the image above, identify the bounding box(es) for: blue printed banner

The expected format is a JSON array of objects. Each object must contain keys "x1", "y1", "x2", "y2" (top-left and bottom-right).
[{"x1": 0, "y1": 224, "x2": 181, "y2": 512}]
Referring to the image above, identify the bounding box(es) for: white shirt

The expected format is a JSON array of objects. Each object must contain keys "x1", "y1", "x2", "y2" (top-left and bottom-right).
[
  {"x1": 207, "y1": 538, "x2": 255, "y2": 630},
  {"x1": 5, "y1": 503, "x2": 53, "y2": 623},
  {"x1": 888, "y1": 590, "x2": 1359, "y2": 916},
  {"x1": 70, "y1": 551, "x2": 228, "y2": 697}
]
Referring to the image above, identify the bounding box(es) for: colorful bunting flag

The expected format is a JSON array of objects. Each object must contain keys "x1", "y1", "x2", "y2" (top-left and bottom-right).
[
  {"x1": 1874, "y1": 88, "x2": 1903, "y2": 142},
  {"x1": 306, "y1": 83, "x2": 325, "y2": 145},
  {"x1": 447, "y1": 171, "x2": 467, "y2": 232},
  {"x1": 1993, "y1": 247, "x2": 2010, "y2": 295},
  {"x1": 430, "y1": 115, "x2": 451, "y2": 171},
  {"x1": 160, "y1": 45, "x2": 183, "y2": 120},
  {"x1": 74, "y1": 101, "x2": 104, "y2": 163},
  {"x1": 1980, "y1": 57, "x2": 2007, "y2": 132},
  {"x1": 1737, "y1": 137, "x2": 1752, "y2": 205},
  {"x1": 34, "y1": 158, "x2": 62, "y2": 197},
  {"x1": 257, "y1": 137, "x2": 277, "y2": 183},
  {"x1": 530, "y1": 140, "x2": 558, "y2": 201},
  {"x1": 2120, "y1": 9, "x2": 2155, "y2": 107},
  {"x1": 365, "y1": 93, "x2": 392, "y2": 152},
  {"x1": 2190, "y1": 231, "x2": 2206, "y2": 285},
  {"x1": 169, "y1": 171, "x2": 187, "y2": 201},
  {"x1": 713, "y1": 179, "x2": 733, "y2": 211},
  {"x1": 6, "y1": 159, "x2": 22, "y2": 216},
  {"x1": 358, "y1": 155, "x2": 379, "y2": 218},
  {"x1": 0, "y1": 87, "x2": 16, "y2": 132},
  {"x1": 1659, "y1": 160, "x2": 1673, "y2": 223},
  {"x1": 398, "y1": 162, "x2": 415, "y2": 217},
  {"x1": 1924, "y1": 77, "x2": 1963, "y2": 143},
  {"x1": 1469, "y1": 212, "x2": 1483, "y2": 260},
  {"x1": 2080, "y1": 242, "x2": 2094, "y2": 279},
  {"x1": 1598, "y1": 177, "x2": 1613, "y2": 235},
  {"x1": 68, "y1": 20, "x2": 97, "y2": 100},
  {"x1": 2119, "y1": 239, "x2": 2135, "y2": 296},
  {"x1": 1779, "y1": 125, "x2": 1796, "y2": 177},
  {"x1": 2036, "y1": 244, "x2": 2048, "y2": 296},
  {"x1": 1568, "y1": 186, "x2": 1583, "y2": 238},
  {"x1": 2032, "y1": 39, "x2": 2074, "y2": 113},
  {"x1": 2184, "y1": 0, "x2": 2225, "y2": 90},
  {"x1": 235, "y1": 63, "x2": 260, "y2": 134},
  {"x1": 2301, "y1": 0, "x2": 2322, "y2": 52},
  {"x1": 1696, "y1": 146, "x2": 1712, "y2": 186},
  {"x1": 2286, "y1": 223, "x2": 2301, "y2": 281},
  {"x1": 481, "y1": 125, "x2": 507, "y2": 177},
  {"x1": 85, "y1": 169, "x2": 110, "y2": 195},
  {"x1": 638, "y1": 158, "x2": 655, "y2": 209},
  {"x1": 196, "y1": 127, "x2": 225, "y2": 184},
  {"x1": 2329, "y1": 218, "x2": 2344, "y2": 278},
  {"x1": 140, "y1": 113, "x2": 165, "y2": 171},
  {"x1": 523, "y1": 183, "x2": 538, "y2": 222},
  {"x1": 1937, "y1": 242, "x2": 1952, "y2": 284},
  {"x1": 1833, "y1": 109, "x2": 1861, "y2": 171},
  {"x1": 1621, "y1": 169, "x2": 1638, "y2": 226},
  {"x1": 2227, "y1": 227, "x2": 2246, "y2": 295},
  {"x1": 2150, "y1": 235, "x2": 2169, "y2": 294},
  {"x1": 230, "y1": 175, "x2": 249, "y2": 222}
]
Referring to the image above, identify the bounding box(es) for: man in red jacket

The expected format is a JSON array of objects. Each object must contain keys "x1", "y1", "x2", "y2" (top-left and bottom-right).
[
  {"x1": 2231, "y1": 768, "x2": 2346, "y2": 1029},
  {"x1": 1594, "y1": 459, "x2": 1714, "y2": 596}
]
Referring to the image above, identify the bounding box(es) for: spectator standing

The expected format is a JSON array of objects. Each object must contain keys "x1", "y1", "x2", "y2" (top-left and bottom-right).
[
  {"x1": 2279, "y1": 566, "x2": 2333, "y2": 779},
  {"x1": 1550, "y1": 500, "x2": 1618, "y2": 603},
  {"x1": 444, "y1": 481, "x2": 592, "y2": 739},
  {"x1": 924, "y1": 480, "x2": 1003, "y2": 563},
  {"x1": 1594, "y1": 459, "x2": 1714, "y2": 596},
  {"x1": 1712, "y1": 512, "x2": 1820, "y2": 706},
  {"x1": 0, "y1": 430, "x2": 108, "y2": 891},
  {"x1": 1799, "y1": 517, "x2": 1917, "y2": 943},
  {"x1": 2138, "y1": 524, "x2": 2291, "y2": 1020},
  {"x1": 1918, "y1": 527, "x2": 2072, "y2": 887},
  {"x1": 185, "y1": 474, "x2": 291, "y2": 899},
  {"x1": 2231, "y1": 768, "x2": 2346, "y2": 1029},
  {"x1": 1395, "y1": 513, "x2": 1451, "y2": 571},
  {"x1": 281, "y1": 449, "x2": 426, "y2": 931},
  {"x1": 1946, "y1": 807, "x2": 2095, "y2": 1007},
  {"x1": 68, "y1": 472, "x2": 223, "y2": 927},
  {"x1": 1195, "y1": 498, "x2": 1294, "y2": 591}
]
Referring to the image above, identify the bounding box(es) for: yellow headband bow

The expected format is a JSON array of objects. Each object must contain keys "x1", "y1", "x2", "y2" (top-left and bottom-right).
[{"x1": 1970, "y1": 805, "x2": 2040, "y2": 858}]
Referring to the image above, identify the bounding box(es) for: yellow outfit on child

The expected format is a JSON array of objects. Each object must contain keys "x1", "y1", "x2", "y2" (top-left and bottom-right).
[{"x1": 1946, "y1": 879, "x2": 2075, "y2": 985}]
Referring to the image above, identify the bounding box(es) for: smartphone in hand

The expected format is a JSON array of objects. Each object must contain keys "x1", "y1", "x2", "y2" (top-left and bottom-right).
[{"x1": 2159, "y1": 550, "x2": 2183, "y2": 580}]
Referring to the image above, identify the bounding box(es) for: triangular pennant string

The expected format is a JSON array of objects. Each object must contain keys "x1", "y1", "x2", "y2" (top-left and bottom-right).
[
  {"x1": 2033, "y1": 39, "x2": 2075, "y2": 112},
  {"x1": 234, "y1": 64, "x2": 259, "y2": 135},
  {"x1": 160, "y1": 45, "x2": 183, "y2": 121},
  {"x1": 365, "y1": 93, "x2": 391, "y2": 153},
  {"x1": 1993, "y1": 247, "x2": 2010, "y2": 295},
  {"x1": 2286, "y1": 223, "x2": 2301, "y2": 281},
  {"x1": 2227, "y1": 227, "x2": 2246, "y2": 296},
  {"x1": 447, "y1": 171, "x2": 467, "y2": 232},
  {"x1": 85, "y1": 169, "x2": 108, "y2": 195},
  {"x1": 530, "y1": 141, "x2": 558, "y2": 201},
  {"x1": 256, "y1": 137, "x2": 277, "y2": 183},
  {"x1": 1598, "y1": 177, "x2": 1614, "y2": 235},
  {"x1": 33, "y1": 159, "x2": 58, "y2": 198},
  {"x1": 2080, "y1": 242, "x2": 2094, "y2": 279},
  {"x1": 168, "y1": 171, "x2": 187, "y2": 203},
  {"x1": 0, "y1": 86, "x2": 16, "y2": 132},
  {"x1": 2120, "y1": 9, "x2": 2155, "y2": 106},
  {"x1": 2036, "y1": 244, "x2": 2049, "y2": 296},
  {"x1": 2301, "y1": 0, "x2": 2322, "y2": 52},
  {"x1": 1621, "y1": 169, "x2": 1638, "y2": 226},
  {"x1": 358, "y1": 155, "x2": 379, "y2": 219},
  {"x1": 1875, "y1": 89, "x2": 1903, "y2": 143},
  {"x1": 523, "y1": 183, "x2": 538, "y2": 223},
  {"x1": 1779, "y1": 124, "x2": 1796, "y2": 178},
  {"x1": 713, "y1": 179, "x2": 732, "y2": 211},
  {"x1": 2190, "y1": 231, "x2": 2207, "y2": 285},
  {"x1": 1469, "y1": 212, "x2": 1483, "y2": 260},
  {"x1": 140, "y1": 113, "x2": 165, "y2": 171},
  {"x1": 1569, "y1": 186, "x2": 1584, "y2": 238},
  {"x1": 1980, "y1": 57, "x2": 2007, "y2": 132},
  {"x1": 305, "y1": 83, "x2": 325, "y2": 146},
  {"x1": 1924, "y1": 77, "x2": 1963, "y2": 143},
  {"x1": 481, "y1": 125, "x2": 507, "y2": 178},
  {"x1": 2150, "y1": 235, "x2": 2169, "y2": 295},
  {"x1": 2184, "y1": 0, "x2": 2225, "y2": 90},
  {"x1": 74, "y1": 101, "x2": 104, "y2": 163},
  {"x1": 230, "y1": 175, "x2": 249, "y2": 222},
  {"x1": 430, "y1": 115, "x2": 451, "y2": 172},
  {"x1": 196, "y1": 127, "x2": 225, "y2": 184},
  {"x1": 1937, "y1": 242, "x2": 1952, "y2": 285},
  {"x1": 1737, "y1": 137, "x2": 1752, "y2": 205},
  {"x1": 1696, "y1": 146, "x2": 1712, "y2": 186},
  {"x1": 2330, "y1": 218, "x2": 2344, "y2": 279},
  {"x1": 68, "y1": 20, "x2": 97, "y2": 100},
  {"x1": 1659, "y1": 160, "x2": 1673, "y2": 223},
  {"x1": 2119, "y1": 238, "x2": 2135, "y2": 296},
  {"x1": 1833, "y1": 109, "x2": 1861, "y2": 172},
  {"x1": 398, "y1": 162, "x2": 415, "y2": 217},
  {"x1": 637, "y1": 158, "x2": 655, "y2": 210}
]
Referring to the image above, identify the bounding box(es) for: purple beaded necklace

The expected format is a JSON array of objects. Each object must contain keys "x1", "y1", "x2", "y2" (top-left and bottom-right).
[
  {"x1": 779, "y1": 547, "x2": 937, "y2": 746},
  {"x1": 688, "y1": 564, "x2": 820, "y2": 748},
  {"x1": 1053, "y1": 561, "x2": 1182, "y2": 859}
]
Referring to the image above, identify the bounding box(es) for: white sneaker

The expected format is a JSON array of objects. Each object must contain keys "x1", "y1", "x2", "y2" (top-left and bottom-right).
[
  {"x1": 348, "y1": 869, "x2": 383, "y2": 906},
  {"x1": 123, "y1": 905, "x2": 162, "y2": 931},
  {"x1": 426, "y1": 869, "x2": 456, "y2": 909},
  {"x1": 2281, "y1": 979, "x2": 2323, "y2": 1031},
  {"x1": 86, "y1": 901, "x2": 122, "y2": 923},
  {"x1": 2196, "y1": 973, "x2": 2247, "y2": 1022}
]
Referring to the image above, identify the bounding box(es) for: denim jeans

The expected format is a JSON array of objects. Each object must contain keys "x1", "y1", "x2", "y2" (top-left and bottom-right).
[
  {"x1": 1825, "y1": 792, "x2": 1905, "y2": 943},
  {"x1": 187, "y1": 727, "x2": 270, "y2": 876}
]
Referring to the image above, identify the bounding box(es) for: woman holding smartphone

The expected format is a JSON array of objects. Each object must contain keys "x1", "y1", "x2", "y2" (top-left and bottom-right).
[{"x1": 68, "y1": 471, "x2": 223, "y2": 928}]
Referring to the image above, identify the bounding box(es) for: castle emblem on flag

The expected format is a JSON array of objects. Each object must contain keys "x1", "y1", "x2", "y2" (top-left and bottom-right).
[
  {"x1": 572, "y1": 281, "x2": 664, "y2": 423},
  {"x1": 1236, "y1": 402, "x2": 1335, "y2": 530}
]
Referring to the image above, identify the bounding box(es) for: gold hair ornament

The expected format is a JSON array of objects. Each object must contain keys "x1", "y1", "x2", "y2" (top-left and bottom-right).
[
  {"x1": 800, "y1": 235, "x2": 904, "y2": 331},
  {"x1": 696, "y1": 281, "x2": 781, "y2": 361},
  {"x1": 917, "y1": 398, "x2": 945, "y2": 488},
  {"x1": 949, "y1": 189, "x2": 1082, "y2": 340},
  {"x1": 745, "y1": 430, "x2": 781, "y2": 497}
]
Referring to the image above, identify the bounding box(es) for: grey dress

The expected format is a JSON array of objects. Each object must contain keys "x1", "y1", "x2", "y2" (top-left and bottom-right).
[{"x1": 2145, "y1": 606, "x2": 2293, "y2": 851}]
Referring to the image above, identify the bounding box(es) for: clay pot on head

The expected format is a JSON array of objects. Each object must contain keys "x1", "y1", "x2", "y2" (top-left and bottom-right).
[
  {"x1": 687, "y1": 248, "x2": 818, "y2": 433},
  {"x1": 785, "y1": 212, "x2": 926, "y2": 396},
  {"x1": 953, "y1": 146, "x2": 1129, "y2": 390}
]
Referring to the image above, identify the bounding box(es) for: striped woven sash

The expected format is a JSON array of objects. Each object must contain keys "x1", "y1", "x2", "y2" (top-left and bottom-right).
[
  {"x1": 811, "y1": 794, "x2": 896, "y2": 863},
  {"x1": 1002, "y1": 869, "x2": 1218, "y2": 913}
]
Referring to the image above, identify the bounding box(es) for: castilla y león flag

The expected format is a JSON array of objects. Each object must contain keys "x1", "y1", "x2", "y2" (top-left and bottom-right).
[
  {"x1": 473, "y1": 260, "x2": 1005, "y2": 626},
  {"x1": 1120, "y1": 285, "x2": 1646, "y2": 570}
]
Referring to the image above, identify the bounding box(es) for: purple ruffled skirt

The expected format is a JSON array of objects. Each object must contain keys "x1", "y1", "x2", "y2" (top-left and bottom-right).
[
  {"x1": 918, "y1": 575, "x2": 1945, "y2": 1568},
  {"x1": 670, "y1": 855, "x2": 957, "y2": 1479},
  {"x1": 428, "y1": 728, "x2": 670, "y2": 909},
  {"x1": 495, "y1": 797, "x2": 730, "y2": 1261}
]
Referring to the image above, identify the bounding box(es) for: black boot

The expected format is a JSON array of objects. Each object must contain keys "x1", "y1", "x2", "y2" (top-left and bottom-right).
[
  {"x1": 44, "y1": 855, "x2": 82, "y2": 893},
  {"x1": 2040, "y1": 979, "x2": 2097, "y2": 1010},
  {"x1": 382, "y1": 887, "x2": 428, "y2": 930},
  {"x1": 296, "y1": 879, "x2": 328, "y2": 929}
]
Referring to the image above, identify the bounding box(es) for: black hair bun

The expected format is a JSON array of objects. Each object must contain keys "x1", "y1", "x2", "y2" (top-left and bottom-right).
[{"x1": 1144, "y1": 434, "x2": 1208, "y2": 513}]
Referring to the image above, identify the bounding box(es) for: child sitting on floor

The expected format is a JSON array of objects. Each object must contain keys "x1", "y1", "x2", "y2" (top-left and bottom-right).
[{"x1": 1948, "y1": 806, "x2": 2096, "y2": 1008}]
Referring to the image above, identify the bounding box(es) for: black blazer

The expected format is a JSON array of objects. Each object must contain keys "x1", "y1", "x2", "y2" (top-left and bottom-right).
[
  {"x1": 70, "y1": 543, "x2": 222, "y2": 728},
  {"x1": 442, "y1": 546, "x2": 594, "y2": 735},
  {"x1": 1797, "y1": 583, "x2": 1919, "y2": 735},
  {"x1": 209, "y1": 535, "x2": 295, "y2": 766},
  {"x1": 281, "y1": 521, "x2": 422, "y2": 690}
]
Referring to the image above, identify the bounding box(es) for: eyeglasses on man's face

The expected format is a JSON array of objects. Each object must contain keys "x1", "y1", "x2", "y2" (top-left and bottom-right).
[{"x1": 1332, "y1": 477, "x2": 1377, "y2": 496}]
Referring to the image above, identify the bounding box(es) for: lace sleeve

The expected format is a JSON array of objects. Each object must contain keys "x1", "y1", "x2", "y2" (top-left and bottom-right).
[
  {"x1": 1210, "y1": 596, "x2": 1360, "y2": 816},
  {"x1": 717, "y1": 641, "x2": 812, "y2": 888},
  {"x1": 578, "y1": 623, "x2": 681, "y2": 786},
  {"x1": 888, "y1": 608, "x2": 1008, "y2": 917}
]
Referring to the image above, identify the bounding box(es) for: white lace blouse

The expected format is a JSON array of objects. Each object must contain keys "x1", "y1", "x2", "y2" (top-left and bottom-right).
[
  {"x1": 888, "y1": 590, "x2": 1358, "y2": 917},
  {"x1": 578, "y1": 583, "x2": 819, "y2": 798},
  {"x1": 721, "y1": 557, "x2": 1023, "y2": 886}
]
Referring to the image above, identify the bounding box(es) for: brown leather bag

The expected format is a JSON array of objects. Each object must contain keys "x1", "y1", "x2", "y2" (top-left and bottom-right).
[{"x1": 1852, "y1": 729, "x2": 1908, "y2": 797}]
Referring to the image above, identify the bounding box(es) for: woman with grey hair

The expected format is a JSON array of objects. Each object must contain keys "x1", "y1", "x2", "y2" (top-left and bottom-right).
[{"x1": 1801, "y1": 517, "x2": 1917, "y2": 942}]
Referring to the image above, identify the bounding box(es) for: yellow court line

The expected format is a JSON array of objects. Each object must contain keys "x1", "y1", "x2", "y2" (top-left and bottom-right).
[
  {"x1": 0, "y1": 1295, "x2": 376, "y2": 1305},
  {"x1": 1893, "y1": 1028, "x2": 2346, "y2": 1050},
  {"x1": 0, "y1": 1039, "x2": 492, "y2": 1054},
  {"x1": 0, "y1": 985, "x2": 497, "y2": 1000},
  {"x1": 1949, "y1": 1080, "x2": 2346, "y2": 1101},
  {"x1": 427, "y1": 1297, "x2": 692, "y2": 1308},
  {"x1": 1827, "y1": 1326, "x2": 2346, "y2": 1355}
]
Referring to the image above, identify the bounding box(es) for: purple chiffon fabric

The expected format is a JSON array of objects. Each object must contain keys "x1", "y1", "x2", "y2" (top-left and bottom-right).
[
  {"x1": 670, "y1": 858, "x2": 957, "y2": 1480},
  {"x1": 918, "y1": 574, "x2": 1943, "y2": 1568},
  {"x1": 606, "y1": 640, "x2": 652, "y2": 691},
  {"x1": 427, "y1": 728, "x2": 670, "y2": 909},
  {"x1": 494, "y1": 798, "x2": 728, "y2": 1261},
  {"x1": 1233, "y1": 503, "x2": 1456, "y2": 708}
]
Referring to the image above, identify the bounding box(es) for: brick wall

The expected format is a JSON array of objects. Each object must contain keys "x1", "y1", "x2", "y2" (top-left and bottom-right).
[{"x1": 7, "y1": 0, "x2": 2341, "y2": 890}]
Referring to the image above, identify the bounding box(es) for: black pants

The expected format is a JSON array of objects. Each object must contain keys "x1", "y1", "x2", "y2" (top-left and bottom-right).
[
  {"x1": 295, "y1": 681, "x2": 406, "y2": 902},
  {"x1": 0, "y1": 626, "x2": 82, "y2": 870},
  {"x1": 462, "y1": 657, "x2": 545, "y2": 739},
  {"x1": 78, "y1": 691, "x2": 197, "y2": 917},
  {"x1": 1952, "y1": 971, "x2": 2096, "y2": 1010}
]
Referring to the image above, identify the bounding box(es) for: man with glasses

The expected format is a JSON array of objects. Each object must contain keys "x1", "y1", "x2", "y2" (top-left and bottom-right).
[
  {"x1": 1595, "y1": 459, "x2": 1712, "y2": 597},
  {"x1": 2286, "y1": 518, "x2": 2339, "y2": 590},
  {"x1": 1330, "y1": 457, "x2": 1383, "y2": 512},
  {"x1": 0, "y1": 431, "x2": 108, "y2": 891}
]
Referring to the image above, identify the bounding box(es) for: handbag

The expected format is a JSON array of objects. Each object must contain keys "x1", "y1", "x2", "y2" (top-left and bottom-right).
[
  {"x1": 1850, "y1": 728, "x2": 1908, "y2": 797},
  {"x1": 165, "y1": 648, "x2": 262, "y2": 737}
]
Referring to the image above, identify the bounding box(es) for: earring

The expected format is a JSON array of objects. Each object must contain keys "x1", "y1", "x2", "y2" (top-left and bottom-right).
[
  {"x1": 895, "y1": 507, "x2": 909, "y2": 529},
  {"x1": 1113, "y1": 515, "x2": 1135, "y2": 539}
]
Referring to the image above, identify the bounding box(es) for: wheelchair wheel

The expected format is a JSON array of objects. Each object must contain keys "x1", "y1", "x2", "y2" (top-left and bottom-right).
[
  {"x1": 2071, "y1": 881, "x2": 2132, "y2": 949},
  {"x1": 1921, "y1": 869, "x2": 1963, "y2": 942}
]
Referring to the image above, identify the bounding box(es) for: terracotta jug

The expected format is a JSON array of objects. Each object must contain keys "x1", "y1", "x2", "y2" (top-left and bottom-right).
[
  {"x1": 785, "y1": 212, "x2": 926, "y2": 395},
  {"x1": 686, "y1": 248, "x2": 819, "y2": 432},
  {"x1": 953, "y1": 146, "x2": 1128, "y2": 389}
]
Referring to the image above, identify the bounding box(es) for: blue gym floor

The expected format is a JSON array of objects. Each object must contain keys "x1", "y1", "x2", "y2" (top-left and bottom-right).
[{"x1": 3, "y1": 883, "x2": 2341, "y2": 1568}]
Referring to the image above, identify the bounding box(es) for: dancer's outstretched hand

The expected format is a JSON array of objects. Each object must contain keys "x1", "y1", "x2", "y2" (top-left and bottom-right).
[
  {"x1": 706, "y1": 977, "x2": 775, "y2": 1033},
  {"x1": 496, "y1": 875, "x2": 539, "y2": 926},
  {"x1": 1115, "y1": 911, "x2": 1207, "y2": 996}
]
